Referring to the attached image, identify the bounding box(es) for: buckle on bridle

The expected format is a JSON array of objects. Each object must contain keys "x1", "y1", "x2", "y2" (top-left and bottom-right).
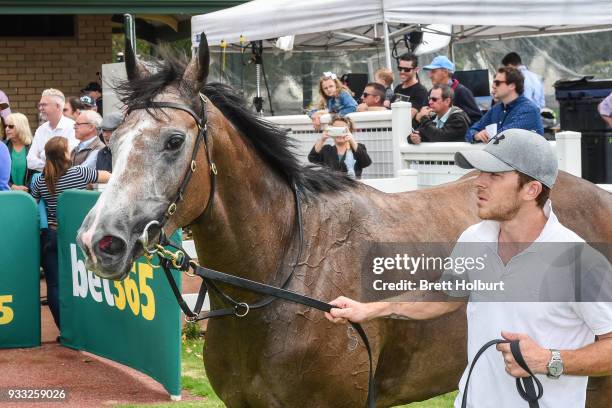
[
  {"x1": 139, "y1": 220, "x2": 161, "y2": 254},
  {"x1": 234, "y1": 302, "x2": 250, "y2": 317}
]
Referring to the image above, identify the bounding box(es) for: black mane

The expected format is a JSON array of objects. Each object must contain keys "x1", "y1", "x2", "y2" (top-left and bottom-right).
[{"x1": 116, "y1": 48, "x2": 355, "y2": 196}]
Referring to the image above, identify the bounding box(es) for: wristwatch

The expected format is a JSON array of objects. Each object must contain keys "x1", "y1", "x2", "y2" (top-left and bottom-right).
[{"x1": 546, "y1": 349, "x2": 564, "y2": 379}]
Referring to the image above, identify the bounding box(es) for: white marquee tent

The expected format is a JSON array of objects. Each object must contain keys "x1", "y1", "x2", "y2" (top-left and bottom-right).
[{"x1": 191, "y1": 0, "x2": 612, "y2": 67}]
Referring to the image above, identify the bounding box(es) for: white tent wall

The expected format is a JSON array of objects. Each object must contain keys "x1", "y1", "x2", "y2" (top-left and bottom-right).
[{"x1": 203, "y1": 30, "x2": 612, "y2": 116}]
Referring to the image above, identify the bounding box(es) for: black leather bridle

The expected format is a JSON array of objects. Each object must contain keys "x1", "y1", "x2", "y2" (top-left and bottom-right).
[{"x1": 128, "y1": 94, "x2": 376, "y2": 408}]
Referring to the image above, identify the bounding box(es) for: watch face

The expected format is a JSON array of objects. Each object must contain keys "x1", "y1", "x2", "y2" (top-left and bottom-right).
[{"x1": 548, "y1": 360, "x2": 563, "y2": 376}]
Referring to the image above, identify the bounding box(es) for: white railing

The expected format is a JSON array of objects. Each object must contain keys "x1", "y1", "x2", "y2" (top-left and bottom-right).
[
  {"x1": 267, "y1": 109, "x2": 399, "y2": 179},
  {"x1": 265, "y1": 104, "x2": 585, "y2": 191}
]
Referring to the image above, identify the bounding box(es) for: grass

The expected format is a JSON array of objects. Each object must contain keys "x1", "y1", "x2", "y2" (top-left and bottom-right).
[{"x1": 117, "y1": 336, "x2": 456, "y2": 407}]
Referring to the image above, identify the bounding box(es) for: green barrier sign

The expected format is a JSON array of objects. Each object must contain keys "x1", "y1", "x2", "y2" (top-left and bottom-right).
[
  {"x1": 57, "y1": 190, "x2": 182, "y2": 396},
  {"x1": 0, "y1": 192, "x2": 41, "y2": 348}
]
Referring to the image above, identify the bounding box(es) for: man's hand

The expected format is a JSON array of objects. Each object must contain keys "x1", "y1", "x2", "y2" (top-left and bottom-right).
[
  {"x1": 474, "y1": 129, "x2": 490, "y2": 143},
  {"x1": 496, "y1": 331, "x2": 551, "y2": 377},
  {"x1": 10, "y1": 185, "x2": 29, "y2": 192},
  {"x1": 357, "y1": 103, "x2": 369, "y2": 112},
  {"x1": 415, "y1": 107, "x2": 431, "y2": 123},
  {"x1": 409, "y1": 131, "x2": 422, "y2": 145},
  {"x1": 325, "y1": 296, "x2": 373, "y2": 324}
]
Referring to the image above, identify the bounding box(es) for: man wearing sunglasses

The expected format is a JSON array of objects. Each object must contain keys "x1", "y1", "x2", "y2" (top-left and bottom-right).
[
  {"x1": 357, "y1": 83, "x2": 388, "y2": 112},
  {"x1": 409, "y1": 84, "x2": 470, "y2": 144},
  {"x1": 391, "y1": 53, "x2": 428, "y2": 120},
  {"x1": 466, "y1": 67, "x2": 543, "y2": 143}
]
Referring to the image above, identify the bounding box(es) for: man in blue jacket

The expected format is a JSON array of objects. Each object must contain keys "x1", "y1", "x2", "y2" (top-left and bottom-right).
[{"x1": 466, "y1": 66, "x2": 543, "y2": 143}]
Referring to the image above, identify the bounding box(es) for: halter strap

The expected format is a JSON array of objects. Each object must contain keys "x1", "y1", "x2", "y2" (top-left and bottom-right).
[{"x1": 128, "y1": 93, "x2": 217, "y2": 230}]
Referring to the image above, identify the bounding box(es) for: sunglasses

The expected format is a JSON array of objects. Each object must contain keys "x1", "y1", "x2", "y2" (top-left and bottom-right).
[
  {"x1": 5, "y1": 124, "x2": 14, "y2": 129},
  {"x1": 362, "y1": 92, "x2": 372, "y2": 98},
  {"x1": 398, "y1": 66, "x2": 416, "y2": 73},
  {"x1": 428, "y1": 97, "x2": 440, "y2": 102},
  {"x1": 74, "y1": 122, "x2": 93, "y2": 127},
  {"x1": 493, "y1": 80, "x2": 507, "y2": 87}
]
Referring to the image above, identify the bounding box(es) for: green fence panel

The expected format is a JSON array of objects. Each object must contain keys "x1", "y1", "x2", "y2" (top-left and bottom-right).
[
  {"x1": 0, "y1": 192, "x2": 41, "y2": 348},
  {"x1": 57, "y1": 190, "x2": 182, "y2": 397}
]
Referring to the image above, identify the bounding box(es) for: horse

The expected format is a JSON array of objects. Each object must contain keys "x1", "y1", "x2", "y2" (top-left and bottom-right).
[{"x1": 77, "y1": 35, "x2": 612, "y2": 407}]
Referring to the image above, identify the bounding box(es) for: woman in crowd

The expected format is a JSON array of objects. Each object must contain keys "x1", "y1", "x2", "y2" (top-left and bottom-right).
[
  {"x1": 308, "y1": 115, "x2": 372, "y2": 180},
  {"x1": 30, "y1": 136, "x2": 111, "y2": 329},
  {"x1": 309, "y1": 72, "x2": 357, "y2": 130},
  {"x1": 4, "y1": 112, "x2": 33, "y2": 191}
]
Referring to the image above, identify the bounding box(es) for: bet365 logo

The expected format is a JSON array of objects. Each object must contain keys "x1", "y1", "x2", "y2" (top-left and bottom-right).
[{"x1": 70, "y1": 244, "x2": 156, "y2": 320}]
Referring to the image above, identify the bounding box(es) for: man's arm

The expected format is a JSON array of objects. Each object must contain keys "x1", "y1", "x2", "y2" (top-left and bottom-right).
[
  {"x1": 26, "y1": 132, "x2": 45, "y2": 171},
  {"x1": 326, "y1": 296, "x2": 464, "y2": 323},
  {"x1": 498, "y1": 331, "x2": 612, "y2": 377},
  {"x1": 465, "y1": 109, "x2": 492, "y2": 142},
  {"x1": 501, "y1": 103, "x2": 544, "y2": 135}
]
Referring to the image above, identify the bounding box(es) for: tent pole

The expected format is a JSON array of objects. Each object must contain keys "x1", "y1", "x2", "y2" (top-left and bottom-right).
[{"x1": 383, "y1": 21, "x2": 392, "y2": 69}]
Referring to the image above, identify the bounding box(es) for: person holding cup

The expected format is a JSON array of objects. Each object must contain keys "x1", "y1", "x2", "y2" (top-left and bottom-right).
[{"x1": 308, "y1": 115, "x2": 372, "y2": 179}]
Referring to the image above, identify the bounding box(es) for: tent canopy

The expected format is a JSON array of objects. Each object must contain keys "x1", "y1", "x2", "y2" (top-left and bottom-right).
[{"x1": 191, "y1": 0, "x2": 612, "y2": 51}]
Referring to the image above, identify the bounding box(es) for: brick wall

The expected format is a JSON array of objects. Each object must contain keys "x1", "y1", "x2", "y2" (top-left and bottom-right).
[{"x1": 0, "y1": 15, "x2": 112, "y2": 132}]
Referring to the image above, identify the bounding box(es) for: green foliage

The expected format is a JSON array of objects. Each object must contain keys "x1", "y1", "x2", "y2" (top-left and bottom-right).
[{"x1": 182, "y1": 321, "x2": 201, "y2": 340}]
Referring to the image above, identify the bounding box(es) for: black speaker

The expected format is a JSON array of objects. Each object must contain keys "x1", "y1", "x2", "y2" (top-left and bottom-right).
[{"x1": 341, "y1": 73, "x2": 369, "y2": 100}]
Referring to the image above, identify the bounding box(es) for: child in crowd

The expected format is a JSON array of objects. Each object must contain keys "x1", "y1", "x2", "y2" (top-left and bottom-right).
[
  {"x1": 374, "y1": 68, "x2": 394, "y2": 108},
  {"x1": 309, "y1": 72, "x2": 357, "y2": 130}
]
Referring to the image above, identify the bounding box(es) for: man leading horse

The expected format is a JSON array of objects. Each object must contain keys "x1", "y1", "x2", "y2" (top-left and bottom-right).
[{"x1": 327, "y1": 129, "x2": 612, "y2": 407}]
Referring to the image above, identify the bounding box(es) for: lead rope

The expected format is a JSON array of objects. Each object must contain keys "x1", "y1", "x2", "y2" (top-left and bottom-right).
[{"x1": 461, "y1": 339, "x2": 543, "y2": 408}]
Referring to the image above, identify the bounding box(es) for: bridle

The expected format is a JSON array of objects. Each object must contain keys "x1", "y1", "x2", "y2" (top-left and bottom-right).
[{"x1": 128, "y1": 93, "x2": 376, "y2": 407}]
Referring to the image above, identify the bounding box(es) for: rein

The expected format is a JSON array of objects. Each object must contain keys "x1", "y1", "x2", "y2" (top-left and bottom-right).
[
  {"x1": 129, "y1": 95, "x2": 376, "y2": 408},
  {"x1": 462, "y1": 339, "x2": 543, "y2": 408}
]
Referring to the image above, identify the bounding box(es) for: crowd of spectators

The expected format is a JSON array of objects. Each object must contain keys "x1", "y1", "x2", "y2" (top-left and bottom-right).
[
  {"x1": 306, "y1": 50, "x2": 555, "y2": 173},
  {"x1": 0, "y1": 84, "x2": 118, "y2": 333}
]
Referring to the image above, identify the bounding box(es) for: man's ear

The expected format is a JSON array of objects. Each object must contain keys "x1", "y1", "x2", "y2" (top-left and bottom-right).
[{"x1": 523, "y1": 180, "x2": 543, "y2": 202}]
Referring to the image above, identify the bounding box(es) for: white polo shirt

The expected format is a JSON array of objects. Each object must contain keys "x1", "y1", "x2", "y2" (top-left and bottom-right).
[
  {"x1": 450, "y1": 201, "x2": 612, "y2": 408},
  {"x1": 26, "y1": 115, "x2": 77, "y2": 172}
]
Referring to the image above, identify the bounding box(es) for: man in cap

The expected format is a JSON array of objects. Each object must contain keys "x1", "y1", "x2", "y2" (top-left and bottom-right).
[
  {"x1": 81, "y1": 82, "x2": 103, "y2": 115},
  {"x1": 79, "y1": 95, "x2": 98, "y2": 112},
  {"x1": 325, "y1": 129, "x2": 612, "y2": 407},
  {"x1": 96, "y1": 111, "x2": 122, "y2": 172},
  {"x1": 423, "y1": 56, "x2": 482, "y2": 124}
]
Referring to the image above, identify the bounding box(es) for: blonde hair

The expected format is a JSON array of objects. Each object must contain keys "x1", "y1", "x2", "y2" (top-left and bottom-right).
[
  {"x1": 374, "y1": 68, "x2": 393, "y2": 86},
  {"x1": 6, "y1": 112, "x2": 33, "y2": 145},
  {"x1": 329, "y1": 114, "x2": 356, "y2": 133},
  {"x1": 42, "y1": 88, "x2": 66, "y2": 110},
  {"x1": 317, "y1": 75, "x2": 352, "y2": 109}
]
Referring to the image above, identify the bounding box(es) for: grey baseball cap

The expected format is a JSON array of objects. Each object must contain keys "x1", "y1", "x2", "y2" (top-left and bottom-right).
[
  {"x1": 454, "y1": 128, "x2": 558, "y2": 188},
  {"x1": 101, "y1": 112, "x2": 123, "y2": 131}
]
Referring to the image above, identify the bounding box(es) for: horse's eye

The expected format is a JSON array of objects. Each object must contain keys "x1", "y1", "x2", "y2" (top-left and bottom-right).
[{"x1": 165, "y1": 135, "x2": 184, "y2": 151}]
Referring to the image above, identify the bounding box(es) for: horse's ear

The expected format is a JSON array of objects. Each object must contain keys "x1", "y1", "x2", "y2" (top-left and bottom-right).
[
  {"x1": 184, "y1": 32, "x2": 210, "y2": 89},
  {"x1": 124, "y1": 33, "x2": 150, "y2": 80}
]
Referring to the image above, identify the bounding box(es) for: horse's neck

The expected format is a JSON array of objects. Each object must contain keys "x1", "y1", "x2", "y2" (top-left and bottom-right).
[{"x1": 191, "y1": 135, "x2": 297, "y2": 287}]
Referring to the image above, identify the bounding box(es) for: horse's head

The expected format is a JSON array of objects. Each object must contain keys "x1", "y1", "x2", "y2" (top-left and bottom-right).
[{"x1": 77, "y1": 35, "x2": 214, "y2": 280}]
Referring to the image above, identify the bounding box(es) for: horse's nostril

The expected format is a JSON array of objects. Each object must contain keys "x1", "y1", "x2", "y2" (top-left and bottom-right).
[{"x1": 98, "y1": 235, "x2": 126, "y2": 256}]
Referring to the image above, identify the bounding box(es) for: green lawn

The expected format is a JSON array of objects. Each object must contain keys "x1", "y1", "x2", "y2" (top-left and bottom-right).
[{"x1": 117, "y1": 337, "x2": 455, "y2": 408}]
